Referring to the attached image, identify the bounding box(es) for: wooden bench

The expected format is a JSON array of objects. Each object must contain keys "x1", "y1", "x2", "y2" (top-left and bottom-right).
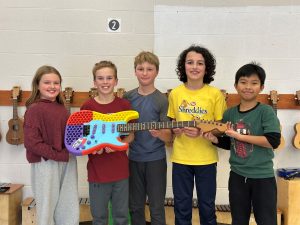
[{"x1": 145, "y1": 201, "x2": 282, "y2": 225}]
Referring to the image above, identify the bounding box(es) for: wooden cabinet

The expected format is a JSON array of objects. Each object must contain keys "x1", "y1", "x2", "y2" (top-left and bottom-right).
[{"x1": 0, "y1": 184, "x2": 23, "y2": 225}]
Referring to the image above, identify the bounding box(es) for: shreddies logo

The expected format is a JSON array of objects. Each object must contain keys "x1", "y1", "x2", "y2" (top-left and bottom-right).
[{"x1": 178, "y1": 100, "x2": 207, "y2": 118}]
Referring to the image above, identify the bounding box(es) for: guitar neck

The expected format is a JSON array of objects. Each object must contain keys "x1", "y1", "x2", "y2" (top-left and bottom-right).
[
  {"x1": 117, "y1": 121, "x2": 197, "y2": 132},
  {"x1": 12, "y1": 98, "x2": 19, "y2": 119},
  {"x1": 272, "y1": 104, "x2": 278, "y2": 115},
  {"x1": 65, "y1": 100, "x2": 71, "y2": 113}
]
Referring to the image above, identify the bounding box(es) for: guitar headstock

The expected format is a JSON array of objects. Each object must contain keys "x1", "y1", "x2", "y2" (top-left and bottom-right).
[
  {"x1": 63, "y1": 87, "x2": 74, "y2": 103},
  {"x1": 166, "y1": 89, "x2": 172, "y2": 98},
  {"x1": 270, "y1": 90, "x2": 278, "y2": 106},
  {"x1": 89, "y1": 87, "x2": 98, "y2": 98},
  {"x1": 221, "y1": 89, "x2": 228, "y2": 102},
  {"x1": 296, "y1": 90, "x2": 300, "y2": 105},
  {"x1": 116, "y1": 88, "x2": 125, "y2": 98},
  {"x1": 196, "y1": 120, "x2": 227, "y2": 134},
  {"x1": 11, "y1": 86, "x2": 22, "y2": 102}
]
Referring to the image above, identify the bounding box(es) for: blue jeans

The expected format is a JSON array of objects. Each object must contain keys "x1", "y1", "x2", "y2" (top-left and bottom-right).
[{"x1": 172, "y1": 163, "x2": 217, "y2": 225}]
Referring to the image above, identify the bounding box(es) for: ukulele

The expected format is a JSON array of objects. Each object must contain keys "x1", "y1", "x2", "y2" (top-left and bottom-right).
[
  {"x1": 292, "y1": 90, "x2": 300, "y2": 149},
  {"x1": 221, "y1": 89, "x2": 228, "y2": 102},
  {"x1": 89, "y1": 87, "x2": 98, "y2": 99},
  {"x1": 65, "y1": 110, "x2": 227, "y2": 156},
  {"x1": 6, "y1": 86, "x2": 24, "y2": 145},
  {"x1": 63, "y1": 87, "x2": 74, "y2": 113},
  {"x1": 269, "y1": 90, "x2": 285, "y2": 150},
  {"x1": 116, "y1": 88, "x2": 125, "y2": 98}
]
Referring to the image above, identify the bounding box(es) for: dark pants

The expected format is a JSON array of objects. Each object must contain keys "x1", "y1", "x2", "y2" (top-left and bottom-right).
[
  {"x1": 129, "y1": 159, "x2": 167, "y2": 225},
  {"x1": 229, "y1": 171, "x2": 277, "y2": 225},
  {"x1": 172, "y1": 163, "x2": 217, "y2": 225}
]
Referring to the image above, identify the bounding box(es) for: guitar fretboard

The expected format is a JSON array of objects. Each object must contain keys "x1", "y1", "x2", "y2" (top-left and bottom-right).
[
  {"x1": 12, "y1": 98, "x2": 19, "y2": 120},
  {"x1": 272, "y1": 103, "x2": 278, "y2": 115},
  {"x1": 117, "y1": 121, "x2": 197, "y2": 132}
]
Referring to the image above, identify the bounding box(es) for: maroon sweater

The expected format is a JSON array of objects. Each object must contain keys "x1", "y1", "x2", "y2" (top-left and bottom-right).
[{"x1": 24, "y1": 99, "x2": 69, "y2": 163}]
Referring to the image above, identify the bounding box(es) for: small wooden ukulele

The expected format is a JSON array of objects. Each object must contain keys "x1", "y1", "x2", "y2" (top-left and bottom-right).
[
  {"x1": 116, "y1": 88, "x2": 125, "y2": 98},
  {"x1": 89, "y1": 87, "x2": 98, "y2": 99},
  {"x1": 63, "y1": 87, "x2": 74, "y2": 113},
  {"x1": 221, "y1": 89, "x2": 228, "y2": 102},
  {"x1": 293, "y1": 90, "x2": 300, "y2": 149},
  {"x1": 6, "y1": 86, "x2": 24, "y2": 145},
  {"x1": 269, "y1": 90, "x2": 285, "y2": 150}
]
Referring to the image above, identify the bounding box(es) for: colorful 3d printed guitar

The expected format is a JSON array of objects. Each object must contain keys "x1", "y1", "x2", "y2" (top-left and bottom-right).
[{"x1": 65, "y1": 110, "x2": 227, "y2": 156}]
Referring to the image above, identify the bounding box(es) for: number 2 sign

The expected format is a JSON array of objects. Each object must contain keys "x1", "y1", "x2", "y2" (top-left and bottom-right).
[{"x1": 107, "y1": 18, "x2": 121, "y2": 32}]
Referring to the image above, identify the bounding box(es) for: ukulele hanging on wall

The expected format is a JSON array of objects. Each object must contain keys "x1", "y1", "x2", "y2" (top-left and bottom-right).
[
  {"x1": 63, "y1": 87, "x2": 74, "y2": 114},
  {"x1": 6, "y1": 86, "x2": 24, "y2": 145},
  {"x1": 89, "y1": 87, "x2": 98, "y2": 99},
  {"x1": 116, "y1": 88, "x2": 125, "y2": 98},
  {"x1": 269, "y1": 90, "x2": 285, "y2": 151},
  {"x1": 293, "y1": 90, "x2": 300, "y2": 149}
]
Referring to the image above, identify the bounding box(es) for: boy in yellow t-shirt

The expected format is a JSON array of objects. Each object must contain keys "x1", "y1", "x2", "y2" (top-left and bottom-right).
[{"x1": 167, "y1": 45, "x2": 226, "y2": 225}]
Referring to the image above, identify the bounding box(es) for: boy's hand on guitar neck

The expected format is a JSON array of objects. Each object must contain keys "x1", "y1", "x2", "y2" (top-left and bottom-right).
[
  {"x1": 202, "y1": 122, "x2": 232, "y2": 144},
  {"x1": 91, "y1": 147, "x2": 116, "y2": 155}
]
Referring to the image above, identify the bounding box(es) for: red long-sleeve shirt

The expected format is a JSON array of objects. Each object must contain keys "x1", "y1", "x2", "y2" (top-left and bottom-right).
[{"x1": 24, "y1": 99, "x2": 69, "y2": 163}]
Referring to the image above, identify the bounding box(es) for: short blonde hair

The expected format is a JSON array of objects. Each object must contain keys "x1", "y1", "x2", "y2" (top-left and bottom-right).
[
  {"x1": 92, "y1": 60, "x2": 117, "y2": 80},
  {"x1": 134, "y1": 51, "x2": 159, "y2": 71}
]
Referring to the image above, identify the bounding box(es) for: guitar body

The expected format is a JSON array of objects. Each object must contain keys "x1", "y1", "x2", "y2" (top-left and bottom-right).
[
  {"x1": 65, "y1": 110, "x2": 139, "y2": 156},
  {"x1": 6, "y1": 118, "x2": 24, "y2": 145},
  {"x1": 293, "y1": 123, "x2": 300, "y2": 149}
]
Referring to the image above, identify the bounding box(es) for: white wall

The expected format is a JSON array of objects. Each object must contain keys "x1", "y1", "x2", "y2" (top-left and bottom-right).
[
  {"x1": 0, "y1": 0, "x2": 300, "y2": 204},
  {"x1": 154, "y1": 1, "x2": 300, "y2": 203}
]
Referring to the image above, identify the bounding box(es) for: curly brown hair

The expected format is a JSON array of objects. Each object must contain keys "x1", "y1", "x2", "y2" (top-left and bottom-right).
[{"x1": 176, "y1": 45, "x2": 216, "y2": 84}]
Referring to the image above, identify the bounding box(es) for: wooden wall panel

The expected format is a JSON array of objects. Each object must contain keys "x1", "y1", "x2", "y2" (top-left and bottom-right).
[{"x1": 0, "y1": 90, "x2": 300, "y2": 109}]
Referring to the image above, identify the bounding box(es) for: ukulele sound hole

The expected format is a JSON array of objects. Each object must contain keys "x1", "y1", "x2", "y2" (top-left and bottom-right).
[{"x1": 13, "y1": 124, "x2": 19, "y2": 131}]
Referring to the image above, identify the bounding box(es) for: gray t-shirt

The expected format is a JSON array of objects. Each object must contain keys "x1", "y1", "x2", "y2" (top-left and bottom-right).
[{"x1": 124, "y1": 88, "x2": 170, "y2": 162}]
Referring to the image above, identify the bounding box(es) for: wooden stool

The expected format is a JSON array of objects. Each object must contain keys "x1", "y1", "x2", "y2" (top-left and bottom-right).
[
  {"x1": 0, "y1": 183, "x2": 23, "y2": 225},
  {"x1": 277, "y1": 177, "x2": 300, "y2": 225},
  {"x1": 22, "y1": 197, "x2": 93, "y2": 225}
]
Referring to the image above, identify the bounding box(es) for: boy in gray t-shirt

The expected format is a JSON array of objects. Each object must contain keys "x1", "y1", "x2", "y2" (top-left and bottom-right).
[{"x1": 124, "y1": 51, "x2": 171, "y2": 225}]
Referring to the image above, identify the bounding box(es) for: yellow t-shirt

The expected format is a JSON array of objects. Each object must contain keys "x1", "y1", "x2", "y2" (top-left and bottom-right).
[{"x1": 167, "y1": 84, "x2": 227, "y2": 165}]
